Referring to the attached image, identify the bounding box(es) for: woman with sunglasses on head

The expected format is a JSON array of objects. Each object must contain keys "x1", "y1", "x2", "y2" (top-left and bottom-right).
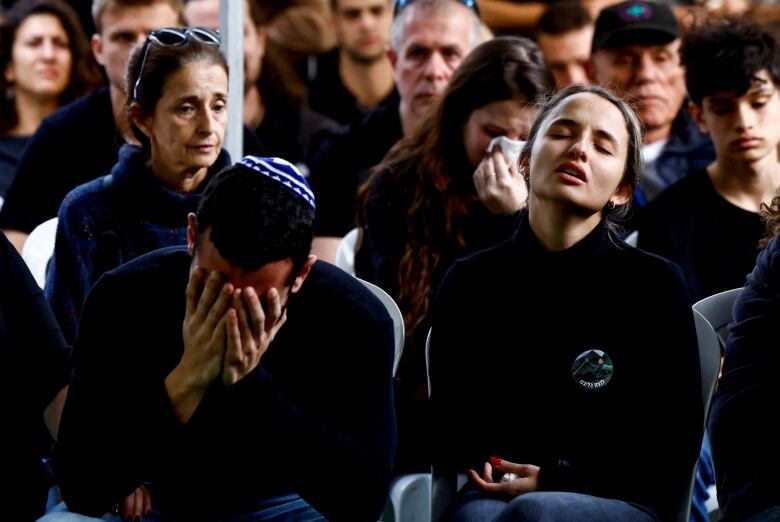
[
  {"x1": 355, "y1": 36, "x2": 552, "y2": 474},
  {"x1": 0, "y1": 0, "x2": 101, "y2": 206},
  {"x1": 45, "y1": 27, "x2": 230, "y2": 347},
  {"x1": 430, "y1": 85, "x2": 703, "y2": 521}
]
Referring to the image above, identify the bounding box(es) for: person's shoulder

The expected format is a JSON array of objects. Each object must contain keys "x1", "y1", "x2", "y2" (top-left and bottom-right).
[
  {"x1": 86, "y1": 246, "x2": 189, "y2": 309},
  {"x1": 59, "y1": 174, "x2": 113, "y2": 216},
  {"x1": 40, "y1": 87, "x2": 112, "y2": 130},
  {"x1": 752, "y1": 234, "x2": 780, "y2": 283},
  {"x1": 445, "y1": 235, "x2": 518, "y2": 283},
  {"x1": 298, "y1": 105, "x2": 337, "y2": 132},
  {"x1": 100, "y1": 246, "x2": 189, "y2": 287},
  {"x1": 642, "y1": 169, "x2": 710, "y2": 220},
  {"x1": 332, "y1": 94, "x2": 400, "y2": 142},
  {"x1": 296, "y1": 261, "x2": 392, "y2": 321},
  {"x1": 617, "y1": 241, "x2": 689, "y2": 291}
]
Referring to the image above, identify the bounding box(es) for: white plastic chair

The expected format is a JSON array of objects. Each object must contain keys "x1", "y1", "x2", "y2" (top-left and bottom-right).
[
  {"x1": 353, "y1": 279, "x2": 430, "y2": 522},
  {"x1": 356, "y1": 278, "x2": 404, "y2": 377},
  {"x1": 381, "y1": 474, "x2": 431, "y2": 522},
  {"x1": 689, "y1": 288, "x2": 742, "y2": 520},
  {"x1": 335, "y1": 228, "x2": 360, "y2": 276},
  {"x1": 427, "y1": 328, "x2": 468, "y2": 522},
  {"x1": 693, "y1": 288, "x2": 742, "y2": 349},
  {"x1": 21, "y1": 217, "x2": 58, "y2": 289},
  {"x1": 672, "y1": 307, "x2": 728, "y2": 522}
]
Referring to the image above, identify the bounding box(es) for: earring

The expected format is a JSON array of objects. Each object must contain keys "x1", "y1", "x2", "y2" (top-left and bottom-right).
[{"x1": 606, "y1": 200, "x2": 616, "y2": 210}]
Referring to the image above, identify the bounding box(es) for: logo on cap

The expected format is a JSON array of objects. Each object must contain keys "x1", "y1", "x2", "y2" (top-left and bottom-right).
[
  {"x1": 571, "y1": 349, "x2": 614, "y2": 390},
  {"x1": 619, "y1": 1, "x2": 652, "y2": 22}
]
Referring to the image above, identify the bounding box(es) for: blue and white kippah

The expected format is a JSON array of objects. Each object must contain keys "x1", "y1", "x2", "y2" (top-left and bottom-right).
[{"x1": 237, "y1": 156, "x2": 316, "y2": 209}]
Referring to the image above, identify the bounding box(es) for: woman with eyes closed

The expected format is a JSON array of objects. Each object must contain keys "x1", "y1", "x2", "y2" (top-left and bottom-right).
[
  {"x1": 0, "y1": 0, "x2": 101, "y2": 205},
  {"x1": 430, "y1": 84, "x2": 703, "y2": 522},
  {"x1": 46, "y1": 27, "x2": 231, "y2": 348},
  {"x1": 355, "y1": 36, "x2": 553, "y2": 474}
]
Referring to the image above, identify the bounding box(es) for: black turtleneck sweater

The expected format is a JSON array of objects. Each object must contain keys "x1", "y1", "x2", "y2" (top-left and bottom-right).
[{"x1": 431, "y1": 212, "x2": 704, "y2": 521}]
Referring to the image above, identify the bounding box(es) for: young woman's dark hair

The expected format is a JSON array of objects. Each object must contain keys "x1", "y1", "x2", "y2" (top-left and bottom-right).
[
  {"x1": 125, "y1": 28, "x2": 228, "y2": 153},
  {"x1": 0, "y1": 0, "x2": 102, "y2": 134},
  {"x1": 359, "y1": 36, "x2": 553, "y2": 349},
  {"x1": 681, "y1": 18, "x2": 780, "y2": 106}
]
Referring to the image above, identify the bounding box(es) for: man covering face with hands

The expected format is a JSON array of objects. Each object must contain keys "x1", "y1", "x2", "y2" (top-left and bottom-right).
[{"x1": 54, "y1": 157, "x2": 396, "y2": 522}]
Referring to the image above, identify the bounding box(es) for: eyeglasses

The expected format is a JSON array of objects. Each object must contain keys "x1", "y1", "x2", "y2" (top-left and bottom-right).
[
  {"x1": 393, "y1": 0, "x2": 480, "y2": 17},
  {"x1": 131, "y1": 27, "x2": 220, "y2": 102}
]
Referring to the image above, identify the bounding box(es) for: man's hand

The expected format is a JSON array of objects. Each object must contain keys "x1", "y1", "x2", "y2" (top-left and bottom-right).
[
  {"x1": 180, "y1": 269, "x2": 233, "y2": 387},
  {"x1": 166, "y1": 268, "x2": 233, "y2": 423},
  {"x1": 468, "y1": 457, "x2": 540, "y2": 497},
  {"x1": 473, "y1": 149, "x2": 528, "y2": 214},
  {"x1": 222, "y1": 286, "x2": 287, "y2": 386}
]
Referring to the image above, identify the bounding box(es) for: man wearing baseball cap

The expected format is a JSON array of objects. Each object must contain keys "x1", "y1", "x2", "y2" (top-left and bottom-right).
[{"x1": 590, "y1": 0, "x2": 714, "y2": 207}]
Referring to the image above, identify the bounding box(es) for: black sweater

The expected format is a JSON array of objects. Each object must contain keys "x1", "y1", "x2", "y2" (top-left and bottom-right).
[
  {"x1": 56, "y1": 248, "x2": 396, "y2": 521},
  {"x1": 708, "y1": 235, "x2": 780, "y2": 521},
  {"x1": 431, "y1": 214, "x2": 704, "y2": 521},
  {"x1": 0, "y1": 231, "x2": 71, "y2": 520}
]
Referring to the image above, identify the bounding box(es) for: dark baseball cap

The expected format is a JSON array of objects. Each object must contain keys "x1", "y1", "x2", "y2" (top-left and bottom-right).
[{"x1": 592, "y1": 0, "x2": 679, "y2": 53}]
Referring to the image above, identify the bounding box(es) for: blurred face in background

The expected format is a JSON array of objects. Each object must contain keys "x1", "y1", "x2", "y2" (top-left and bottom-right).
[
  {"x1": 243, "y1": 0, "x2": 266, "y2": 93},
  {"x1": 537, "y1": 25, "x2": 593, "y2": 88},
  {"x1": 6, "y1": 13, "x2": 72, "y2": 101},
  {"x1": 333, "y1": 0, "x2": 392, "y2": 64},
  {"x1": 389, "y1": 4, "x2": 475, "y2": 130},
  {"x1": 92, "y1": 2, "x2": 181, "y2": 93},
  {"x1": 591, "y1": 40, "x2": 686, "y2": 142}
]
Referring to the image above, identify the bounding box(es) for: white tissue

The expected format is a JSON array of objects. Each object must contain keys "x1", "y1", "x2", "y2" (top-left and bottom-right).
[{"x1": 487, "y1": 136, "x2": 525, "y2": 166}]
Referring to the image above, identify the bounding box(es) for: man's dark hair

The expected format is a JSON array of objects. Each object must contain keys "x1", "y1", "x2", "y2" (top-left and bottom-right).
[
  {"x1": 195, "y1": 163, "x2": 315, "y2": 274},
  {"x1": 682, "y1": 18, "x2": 780, "y2": 105},
  {"x1": 536, "y1": 1, "x2": 592, "y2": 38}
]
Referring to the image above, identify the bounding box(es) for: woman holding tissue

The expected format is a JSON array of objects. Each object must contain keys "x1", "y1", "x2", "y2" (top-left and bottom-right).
[{"x1": 355, "y1": 36, "x2": 553, "y2": 474}]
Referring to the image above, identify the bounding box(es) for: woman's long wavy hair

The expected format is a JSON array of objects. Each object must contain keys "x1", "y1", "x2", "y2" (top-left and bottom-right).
[
  {"x1": 358, "y1": 36, "x2": 553, "y2": 346},
  {"x1": 0, "y1": 0, "x2": 102, "y2": 134}
]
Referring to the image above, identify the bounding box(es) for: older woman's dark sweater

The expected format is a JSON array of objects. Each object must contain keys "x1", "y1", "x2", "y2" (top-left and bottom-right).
[{"x1": 45, "y1": 144, "x2": 230, "y2": 345}]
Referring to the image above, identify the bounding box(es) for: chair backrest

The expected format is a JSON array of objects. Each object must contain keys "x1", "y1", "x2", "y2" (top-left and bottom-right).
[
  {"x1": 356, "y1": 278, "x2": 404, "y2": 377},
  {"x1": 671, "y1": 307, "x2": 726, "y2": 522},
  {"x1": 335, "y1": 227, "x2": 360, "y2": 277},
  {"x1": 693, "y1": 288, "x2": 742, "y2": 349},
  {"x1": 21, "y1": 217, "x2": 58, "y2": 289},
  {"x1": 426, "y1": 328, "x2": 468, "y2": 522}
]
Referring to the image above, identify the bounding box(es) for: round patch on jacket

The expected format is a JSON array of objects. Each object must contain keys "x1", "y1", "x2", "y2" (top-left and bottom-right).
[{"x1": 571, "y1": 349, "x2": 613, "y2": 390}]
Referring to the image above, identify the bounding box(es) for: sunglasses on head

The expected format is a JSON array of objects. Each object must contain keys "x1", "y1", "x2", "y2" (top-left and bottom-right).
[
  {"x1": 131, "y1": 27, "x2": 221, "y2": 102},
  {"x1": 393, "y1": 0, "x2": 480, "y2": 17}
]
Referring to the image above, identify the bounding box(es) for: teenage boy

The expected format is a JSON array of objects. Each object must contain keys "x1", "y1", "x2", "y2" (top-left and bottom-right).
[{"x1": 638, "y1": 18, "x2": 780, "y2": 304}]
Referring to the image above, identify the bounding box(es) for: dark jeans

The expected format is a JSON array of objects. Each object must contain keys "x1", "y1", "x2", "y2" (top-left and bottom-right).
[
  {"x1": 449, "y1": 486, "x2": 660, "y2": 522},
  {"x1": 39, "y1": 494, "x2": 325, "y2": 522}
]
